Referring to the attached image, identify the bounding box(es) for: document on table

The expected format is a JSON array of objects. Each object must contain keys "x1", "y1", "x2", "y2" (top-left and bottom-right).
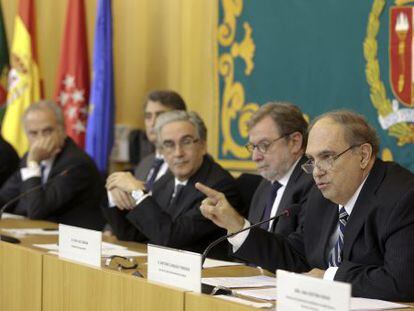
[
  {"x1": 202, "y1": 275, "x2": 276, "y2": 288},
  {"x1": 2, "y1": 213, "x2": 25, "y2": 219},
  {"x1": 233, "y1": 287, "x2": 277, "y2": 301},
  {"x1": 215, "y1": 295, "x2": 273, "y2": 308},
  {"x1": 33, "y1": 241, "x2": 147, "y2": 257},
  {"x1": 2, "y1": 228, "x2": 58, "y2": 236},
  {"x1": 350, "y1": 297, "x2": 410, "y2": 310},
  {"x1": 203, "y1": 258, "x2": 244, "y2": 268}
]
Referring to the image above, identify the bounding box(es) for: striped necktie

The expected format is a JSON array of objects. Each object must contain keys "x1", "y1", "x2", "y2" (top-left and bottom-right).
[
  {"x1": 145, "y1": 158, "x2": 164, "y2": 191},
  {"x1": 328, "y1": 206, "x2": 349, "y2": 267}
]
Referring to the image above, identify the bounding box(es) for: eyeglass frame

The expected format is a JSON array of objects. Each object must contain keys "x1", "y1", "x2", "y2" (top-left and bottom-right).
[
  {"x1": 245, "y1": 133, "x2": 292, "y2": 154},
  {"x1": 301, "y1": 143, "x2": 364, "y2": 174},
  {"x1": 104, "y1": 255, "x2": 138, "y2": 271},
  {"x1": 160, "y1": 136, "x2": 200, "y2": 153}
]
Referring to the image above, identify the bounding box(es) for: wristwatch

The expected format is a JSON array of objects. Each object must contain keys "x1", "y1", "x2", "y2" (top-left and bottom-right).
[
  {"x1": 27, "y1": 160, "x2": 40, "y2": 169},
  {"x1": 131, "y1": 189, "x2": 146, "y2": 201}
]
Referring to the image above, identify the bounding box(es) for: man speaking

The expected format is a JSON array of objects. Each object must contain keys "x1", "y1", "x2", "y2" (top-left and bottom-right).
[{"x1": 197, "y1": 110, "x2": 414, "y2": 301}]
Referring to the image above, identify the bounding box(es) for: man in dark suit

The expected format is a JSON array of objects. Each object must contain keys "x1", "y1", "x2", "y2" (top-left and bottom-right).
[
  {"x1": 0, "y1": 100, "x2": 105, "y2": 230},
  {"x1": 244, "y1": 102, "x2": 313, "y2": 236},
  {"x1": 103, "y1": 110, "x2": 241, "y2": 254},
  {"x1": 108, "y1": 90, "x2": 187, "y2": 210},
  {"x1": 0, "y1": 135, "x2": 19, "y2": 187},
  {"x1": 196, "y1": 110, "x2": 414, "y2": 301}
]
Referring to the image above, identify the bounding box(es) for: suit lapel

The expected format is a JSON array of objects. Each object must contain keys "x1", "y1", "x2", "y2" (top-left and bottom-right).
[
  {"x1": 277, "y1": 157, "x2": 306, "y2": 216},
  {"x1": 315, "y1": 199, "x2": 338, "y2": 266},
  {"x1": 342, "y1": 159, "x2": 385, "y2": 258},
  {"x1": 168, "y1": 155, "x2": 210, "y2": 219},
  {"x1": 251, "y1": 181, "x2": 271, "y2": 223}
]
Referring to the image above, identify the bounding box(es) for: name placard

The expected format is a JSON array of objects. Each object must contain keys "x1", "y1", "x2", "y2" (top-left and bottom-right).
[
  {"x1": 277, "y1": 270, "x2": 351, "y2": 311},
  {"x1": 58, "y1": 224, "x2": 102, "y2": 267},
  {"x1": 147, "y1": 244, "x2": 201, "y2": 292}
]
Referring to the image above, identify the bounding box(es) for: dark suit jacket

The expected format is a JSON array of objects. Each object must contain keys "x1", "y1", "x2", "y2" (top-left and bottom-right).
[
  {"x1": 234, "y1": 159, "x2": 414, "y2": 301},
  {"x1": 0, "y1": 136, "x2": 19, "y2": 187},
  {"x1": 133, "y1": 153, "x2": 155, "y2": 181},
  {"x1": 0, "y1": 138, "x2": 105, "y2": 230},
  {"x1": 103, "y1": 155, "x2": 241, "y2": 255},
  {"x1": 248, "y1": 156, "x2": 314, "y2": 236}
]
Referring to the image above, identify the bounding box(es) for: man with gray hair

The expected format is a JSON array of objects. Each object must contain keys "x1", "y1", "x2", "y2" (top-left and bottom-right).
[
  {"x1": 0, "y1": 100, "x2": 105, "y2": 230},
  {"x1": 104, "y1": 110, "x2": 241, "y2": 255},
  {"x1": 197, "y1": 110, "x2": 414, "y2": 300}
]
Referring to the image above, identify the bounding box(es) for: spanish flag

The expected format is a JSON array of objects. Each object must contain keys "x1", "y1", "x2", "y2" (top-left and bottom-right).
[{"x1": 1, "y1": 0, "x2": 41, "y2": 156}]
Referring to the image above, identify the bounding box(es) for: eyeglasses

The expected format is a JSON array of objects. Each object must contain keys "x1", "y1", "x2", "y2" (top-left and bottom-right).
[
  {"x1": 301, "y1": 144, "x2": 363, "y2": 174},
  {"x1": 245, "y1": 133, "x2": 290, "y2": 154},
  {"x1": 104, "y1": 255, "x2": 138, "y2": 271},
  {"x1": 161, "y1": 137, "x2": 200, "y2": 153}
]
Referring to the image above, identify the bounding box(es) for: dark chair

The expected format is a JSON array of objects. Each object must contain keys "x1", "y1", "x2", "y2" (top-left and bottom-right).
[
  {"x1": 235, "y1": 173, "x2": 263, "y2": 217},
  {"x1": 128, "y1": 129, "x2": 155, "y2": 165}
]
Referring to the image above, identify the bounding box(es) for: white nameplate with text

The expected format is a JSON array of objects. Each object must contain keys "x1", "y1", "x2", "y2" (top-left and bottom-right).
[
  {"x1": 147, "y1": 244, "x2": 201, "y2": 292},
  {"x1": 277, "y1": 270, "x2": 351, "y2": 311},
  {"x1": 58, "y1": 224, "x2": 102, "y2": 267}
]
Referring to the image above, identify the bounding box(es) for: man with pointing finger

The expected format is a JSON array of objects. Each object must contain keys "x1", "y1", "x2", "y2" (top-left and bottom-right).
[{"x1": 196, "y1": 110, "x2": 414, "y2": 301}]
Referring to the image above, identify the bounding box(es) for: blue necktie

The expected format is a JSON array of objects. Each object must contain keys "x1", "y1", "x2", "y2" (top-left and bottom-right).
[
  {"x1": 145, "y1": 158, "x2": 164, "y2": 191},
  {"x1": 260, "y1": 181, "x2": 282, "y2": 230},
  {"x1": 328, "y1": 206, "x2": 349, "y2": 267}
]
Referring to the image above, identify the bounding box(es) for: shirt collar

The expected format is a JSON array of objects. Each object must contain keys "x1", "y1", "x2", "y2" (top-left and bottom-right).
[
  {"x1": 174, "y1": 178, "x2": 188, "y2": 187},
  {"x1": 341, "y1": 173, "x2": 370, "y2": 216}
]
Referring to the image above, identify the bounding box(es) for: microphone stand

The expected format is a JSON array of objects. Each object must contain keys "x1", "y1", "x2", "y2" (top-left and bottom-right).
[{"x1": 0, "y1": 167, "x2": 71, "y2": 244}]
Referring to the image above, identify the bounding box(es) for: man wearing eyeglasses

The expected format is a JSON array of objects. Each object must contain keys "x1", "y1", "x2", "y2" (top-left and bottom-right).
[
  {"x1": 196, "y1": 110, "x2": 414, "y2": 301},
  {"x1": 241, "y1": 102, "x2": 313, "y2": 237},
  {"x1": 103, "y1": 110, "x2": 241, "y2": 255}
]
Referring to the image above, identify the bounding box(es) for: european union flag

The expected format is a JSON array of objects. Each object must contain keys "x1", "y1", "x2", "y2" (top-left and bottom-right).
[{"x1": 86, "y1": 0, "x2": 114, "y2": 174}]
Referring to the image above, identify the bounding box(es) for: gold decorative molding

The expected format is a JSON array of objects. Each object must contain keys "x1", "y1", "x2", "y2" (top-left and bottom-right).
[{"x1": 218, "y1": 0, "x2": 258, "y2": 168}]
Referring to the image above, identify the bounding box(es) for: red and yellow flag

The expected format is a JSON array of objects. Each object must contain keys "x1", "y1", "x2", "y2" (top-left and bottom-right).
[{"x1": 1, "y1": 0, "x2": 41, "y2": 156}]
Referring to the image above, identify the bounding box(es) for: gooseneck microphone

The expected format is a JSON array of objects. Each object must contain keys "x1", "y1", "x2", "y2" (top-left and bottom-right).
[
  {"x1": 201, "y1": 208, "x2": 291, "y2": 267},
  {"x1": 0, "y1": 167, "x2": 71, "y2": 243}
]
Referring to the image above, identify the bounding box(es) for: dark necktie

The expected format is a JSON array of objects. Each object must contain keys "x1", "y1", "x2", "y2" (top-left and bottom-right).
[
  {"x1": 40, "y1": 163, "x2": 47, "y2": 185},
  {"x1": 328, "y1": 206, "x2": 349, "y2": 267},
  {"x1": 145, "y1": 158, "x2": 164, "y2": 191},
  {"x1": 260, "y1": 181, "x2": 282, "y2": 230},
  {"x1": 169, "y1": 184, "x2": 185, "y2": 207}
]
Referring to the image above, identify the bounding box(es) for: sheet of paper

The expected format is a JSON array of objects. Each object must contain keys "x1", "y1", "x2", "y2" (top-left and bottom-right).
[
  {"x1": 350, "y1": 297, "x2": 410, "y2": 310},
  {"x1": 101, "y1": 241, "x2": 127, "y2": 250},
  {"x1": 233, "y1": 287, "x2": 277, "y2": 301},
  {"x1": 1, "y1": 213, "x2": 25, "y2": 219},
  {"x1": 2, "y1": 228, "x2": 58, "y2": 236},
  {"x1": 215, "y1": 295, "x2": 273, "y2": 308},
  {"x1": 33, "y1": 243, "x2": 59, "y2": 251},
  {"x1": 203, "y1": 258, "x2": 244, "y2": 268},
  {"x1": 33, "y1": 243, "x2": 146, "y2": 258},
  {"x1": 101, "y1": 248, "x2": 146, "y2": 257},
  {"x1": 202, "y1": 275, "x2": 276, "y2": 288}
]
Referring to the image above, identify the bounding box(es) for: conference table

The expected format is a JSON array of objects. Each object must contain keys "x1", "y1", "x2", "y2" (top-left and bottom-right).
[{"x1": 0, "y1": 217, "x2": 412, "y2": 311}]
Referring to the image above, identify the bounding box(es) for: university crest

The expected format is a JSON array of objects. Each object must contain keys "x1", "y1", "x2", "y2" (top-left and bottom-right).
[{"x1": 365, "y1": 0, "x2": 414, "y2": 145}]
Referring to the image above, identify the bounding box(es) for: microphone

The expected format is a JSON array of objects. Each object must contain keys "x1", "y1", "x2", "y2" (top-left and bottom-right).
[
  {"x1": 201, "y1": 208, "x2": 291, "y2": 267},
  {"x1": 0, "y1": 167, "x2": 71, "y2": 243}
]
